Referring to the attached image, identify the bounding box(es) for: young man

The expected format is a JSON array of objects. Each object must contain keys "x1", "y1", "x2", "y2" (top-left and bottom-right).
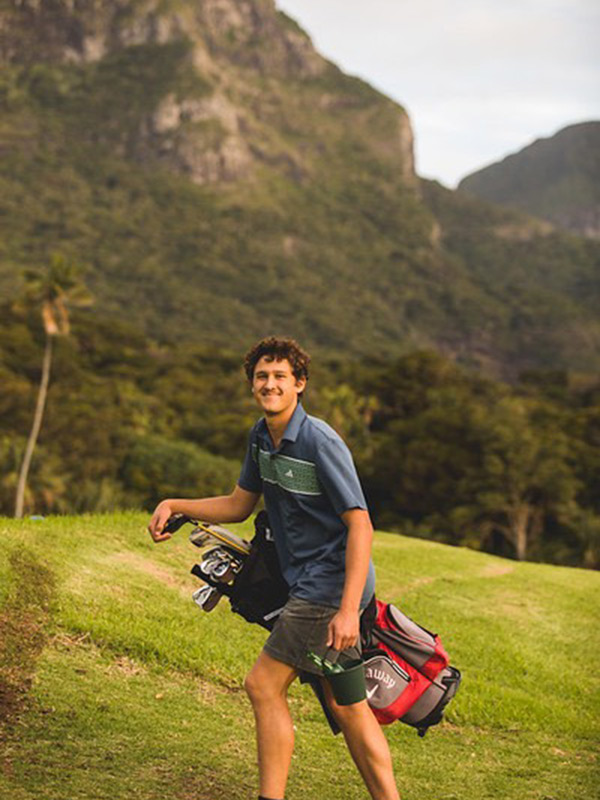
[{"x1": 148, "y1": 337, "x2": 400, "y2": 800}]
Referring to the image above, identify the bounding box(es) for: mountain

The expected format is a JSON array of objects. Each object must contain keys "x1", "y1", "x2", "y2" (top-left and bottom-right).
[
  {"x1": 458, "y1": 122, "x2": 600, "y2": 239},
  {"x1": 0, "y1": 0, "x2": 599, "y2": 375}
]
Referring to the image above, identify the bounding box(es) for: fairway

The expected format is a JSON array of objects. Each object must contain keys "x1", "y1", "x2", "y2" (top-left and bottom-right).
[{"x1": 1, "y1": 513, "x2": 599, "y2": 800}]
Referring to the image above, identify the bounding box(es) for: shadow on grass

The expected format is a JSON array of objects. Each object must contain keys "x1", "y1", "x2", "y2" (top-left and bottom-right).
[{"x1": 0, "y1": 547, "x2": 55, "y2": 724}]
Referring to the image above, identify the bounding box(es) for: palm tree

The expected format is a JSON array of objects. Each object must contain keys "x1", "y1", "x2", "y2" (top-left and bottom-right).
[{"x1": 14, "y1": 254, "x2": 92, "y2": 518}]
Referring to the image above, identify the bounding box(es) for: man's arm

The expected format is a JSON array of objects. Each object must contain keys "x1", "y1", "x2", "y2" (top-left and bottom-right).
[
  {"x1": 148, "y1": 485, "x2": 261, "y2": 542},
  {"x1": 327, "y1": 507, "x2": 373, "y2": 651}
]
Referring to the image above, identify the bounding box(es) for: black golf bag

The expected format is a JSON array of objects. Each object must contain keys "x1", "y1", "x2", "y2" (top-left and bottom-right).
[
  {"x1": 189, "y1": 510, "x2": 290, "y2": 628},
  {"x1": 225, "y1": 510, "x2": 290, "y2": 628}
]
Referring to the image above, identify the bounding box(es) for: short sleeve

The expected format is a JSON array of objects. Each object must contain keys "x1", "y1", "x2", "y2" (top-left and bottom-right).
[
  {"x1": 314, "y1": 434, "x2": 367, "y2": 516},
  {"x1": 238, "y1": 428, "x2": 262, "y2": 494}
]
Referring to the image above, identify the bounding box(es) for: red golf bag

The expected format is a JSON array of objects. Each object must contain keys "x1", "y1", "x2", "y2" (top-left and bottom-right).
[{"x1": 361, "y1": 599, "x2": 461, "y2": 736}]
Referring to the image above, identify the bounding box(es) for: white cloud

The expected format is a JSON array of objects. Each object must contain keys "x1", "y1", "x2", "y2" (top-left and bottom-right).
[{"x1": 276, "y1": 0, "x2": 600, "y2": 185}]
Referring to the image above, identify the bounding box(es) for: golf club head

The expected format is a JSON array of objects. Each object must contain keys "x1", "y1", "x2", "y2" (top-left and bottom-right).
[
  {"x1": 201, "y1": 588, "x2": 222, "y2": 612},
  {"x1": 192, "y1": 585, "x2": 214, "y2": 608},
  {"x1": 211, "y1": 561, "x2": 236, "y2": 582},
  {"x1": 201, "y1": 546, "x2": 232, "y2": 563},
  {"x1": 200, "y1": 554, "x2": 238, "y2": 581}
]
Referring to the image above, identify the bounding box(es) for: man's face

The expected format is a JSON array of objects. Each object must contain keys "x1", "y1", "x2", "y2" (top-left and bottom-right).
[{"x1": 252, "y1": 356, "x2": 306, "y2": 417}]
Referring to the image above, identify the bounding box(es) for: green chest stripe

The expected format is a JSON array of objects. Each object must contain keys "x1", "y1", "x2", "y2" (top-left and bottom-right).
[{"x1": 256, "y1": 447, "x2": 321, "y2": 496}]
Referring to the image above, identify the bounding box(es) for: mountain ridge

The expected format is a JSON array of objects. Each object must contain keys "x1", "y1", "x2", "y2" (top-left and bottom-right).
[
  {"x1": 0, "y1": 0, "x2": 598, "y2": 375},
  {"x1": 458, "y1": 121, "x2": 600, "y2": 239}
]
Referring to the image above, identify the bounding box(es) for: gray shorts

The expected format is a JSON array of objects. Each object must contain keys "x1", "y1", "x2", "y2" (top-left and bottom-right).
[{"x1": 263, "y1": 596, "x2": 362, "y2": 676}]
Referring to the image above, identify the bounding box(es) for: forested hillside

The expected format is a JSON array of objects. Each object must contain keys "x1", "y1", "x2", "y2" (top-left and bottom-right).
[
  {"x1": 0, "y1": 0, "x2": 598, "y2": 373},
  {"x1": 458, "y1": 122, "x2": 600, "y2": 239},
  {"x1": 1, "y1": 305, "x2": 598, "y2": 568},
  {"x1": 1, "y1": 1, "x2": 599, "y2": 568}
]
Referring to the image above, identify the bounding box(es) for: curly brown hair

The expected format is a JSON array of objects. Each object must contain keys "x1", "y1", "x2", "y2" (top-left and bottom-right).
[{"x1": 243, "y1": 337, "x2": 311, "y2": 391}]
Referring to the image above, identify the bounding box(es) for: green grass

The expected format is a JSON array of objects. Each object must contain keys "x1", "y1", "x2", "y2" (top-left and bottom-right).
[{"x1": 1, "y1": 513, "x2": 599, "y2": 799}]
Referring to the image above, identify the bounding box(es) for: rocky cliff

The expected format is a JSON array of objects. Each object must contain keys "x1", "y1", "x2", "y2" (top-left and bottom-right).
[{"x1": 0, "y1": 0, "x2": 415, "y2": 185}]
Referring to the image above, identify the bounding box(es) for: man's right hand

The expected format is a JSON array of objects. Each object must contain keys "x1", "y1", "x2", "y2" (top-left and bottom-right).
[{"x1": 148, "y1": 501, "x2": 174, "y2": 542}]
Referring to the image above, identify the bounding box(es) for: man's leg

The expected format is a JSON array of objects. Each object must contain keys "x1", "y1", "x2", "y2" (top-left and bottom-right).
[
  {"x1": 322, "y1": 679, "x2": 401, "y2": 800},
  {"x1": 244, "y1": 650, "x2": 299, "y2": 800}
]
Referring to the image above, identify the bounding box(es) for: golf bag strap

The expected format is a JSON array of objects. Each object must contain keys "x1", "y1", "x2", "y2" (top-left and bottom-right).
[
  {"x1": 299, "y1": 672, "x2": 341, "y2": 736},
  {"x1": 360, "y1": 593, "x2": 377, "y2": 647}
]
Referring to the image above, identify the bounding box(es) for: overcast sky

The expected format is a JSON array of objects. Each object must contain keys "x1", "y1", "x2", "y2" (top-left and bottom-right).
[{"x1": 275, "y1": 0, "x2": 600, "y2": 187}]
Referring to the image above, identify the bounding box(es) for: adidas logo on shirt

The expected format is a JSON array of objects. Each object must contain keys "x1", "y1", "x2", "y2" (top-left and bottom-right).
[{"x1": 256, "y1": 447, "x2": 321, "y2": 496}]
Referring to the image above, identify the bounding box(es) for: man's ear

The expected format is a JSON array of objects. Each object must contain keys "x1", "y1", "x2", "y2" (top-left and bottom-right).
[{"x1": 295, "y1": 377, "x2": 307, "y2": 394}]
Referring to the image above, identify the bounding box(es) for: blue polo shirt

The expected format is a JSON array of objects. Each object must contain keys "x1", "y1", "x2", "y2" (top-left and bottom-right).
[{"x1": 238, "y1": 402, "x2": 376, "y2": 609}]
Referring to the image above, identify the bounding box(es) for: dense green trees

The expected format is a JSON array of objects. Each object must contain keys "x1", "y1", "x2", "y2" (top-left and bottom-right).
[
  {"x1": 357, "y1": 353, "x2": 597, "y2": 566},
  {"x1": 0, "y1": 311, "x2": 597, "y2": 567},
  {"x1": 1, "y1": 2, "x2": 597, "y2": 571},
  {"x1": 120, "y1": 434, "x2": 241, "y2": 510}
]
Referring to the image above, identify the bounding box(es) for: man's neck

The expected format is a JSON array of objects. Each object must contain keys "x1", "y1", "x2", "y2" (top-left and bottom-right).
[{"x1": 265, "y1": 399, "x2": 298, "y2": 449}]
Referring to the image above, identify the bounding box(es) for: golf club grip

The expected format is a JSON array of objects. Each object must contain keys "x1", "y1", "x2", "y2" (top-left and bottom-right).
[{"x1": 162, "y1": 514, "x2": 196, "y2": 535}]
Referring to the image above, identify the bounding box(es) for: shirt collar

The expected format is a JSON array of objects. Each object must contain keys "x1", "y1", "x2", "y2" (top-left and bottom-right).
[
  {"x1": 257, "y1": 401, "x2": 306, "y2": 448},
  {"x1": 281, "y1": 401, "x2": 306, "y2": 443}
]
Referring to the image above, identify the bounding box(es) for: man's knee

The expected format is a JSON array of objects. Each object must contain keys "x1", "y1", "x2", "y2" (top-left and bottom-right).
[
  {"x1": 244, "y1": 659, "x2": 289, "y2": 704},
  {"x1": 244, "y1": 667, "x2": 270, "y2": 704},
  {"x1": 244, "y1": 654, "x2": 295, "y2": 705}
]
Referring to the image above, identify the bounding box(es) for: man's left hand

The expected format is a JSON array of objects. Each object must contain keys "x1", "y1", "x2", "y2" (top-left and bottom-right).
[{"x1": 327, "y1": 608, "x2": 360, "y2": 651}]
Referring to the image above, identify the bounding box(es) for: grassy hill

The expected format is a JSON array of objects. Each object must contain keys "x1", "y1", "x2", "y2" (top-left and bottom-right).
[{"x1": 1, "y1": 513, "x2": 598, "y2": 800}]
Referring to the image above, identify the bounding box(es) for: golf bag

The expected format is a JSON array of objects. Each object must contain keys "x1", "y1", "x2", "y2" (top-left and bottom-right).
[
  {"x1": 188, "y1": 510, "x2": 289, "y2": 628},
  {"x1": 361, "y1": 599, "x2": 461, "y2": 737},
  {"x1": 225, "y1": 510, "x2": 289, "y2": 628},
  {"x1": 178, "y1": 512, "x2": 460, "y2": 736}
]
